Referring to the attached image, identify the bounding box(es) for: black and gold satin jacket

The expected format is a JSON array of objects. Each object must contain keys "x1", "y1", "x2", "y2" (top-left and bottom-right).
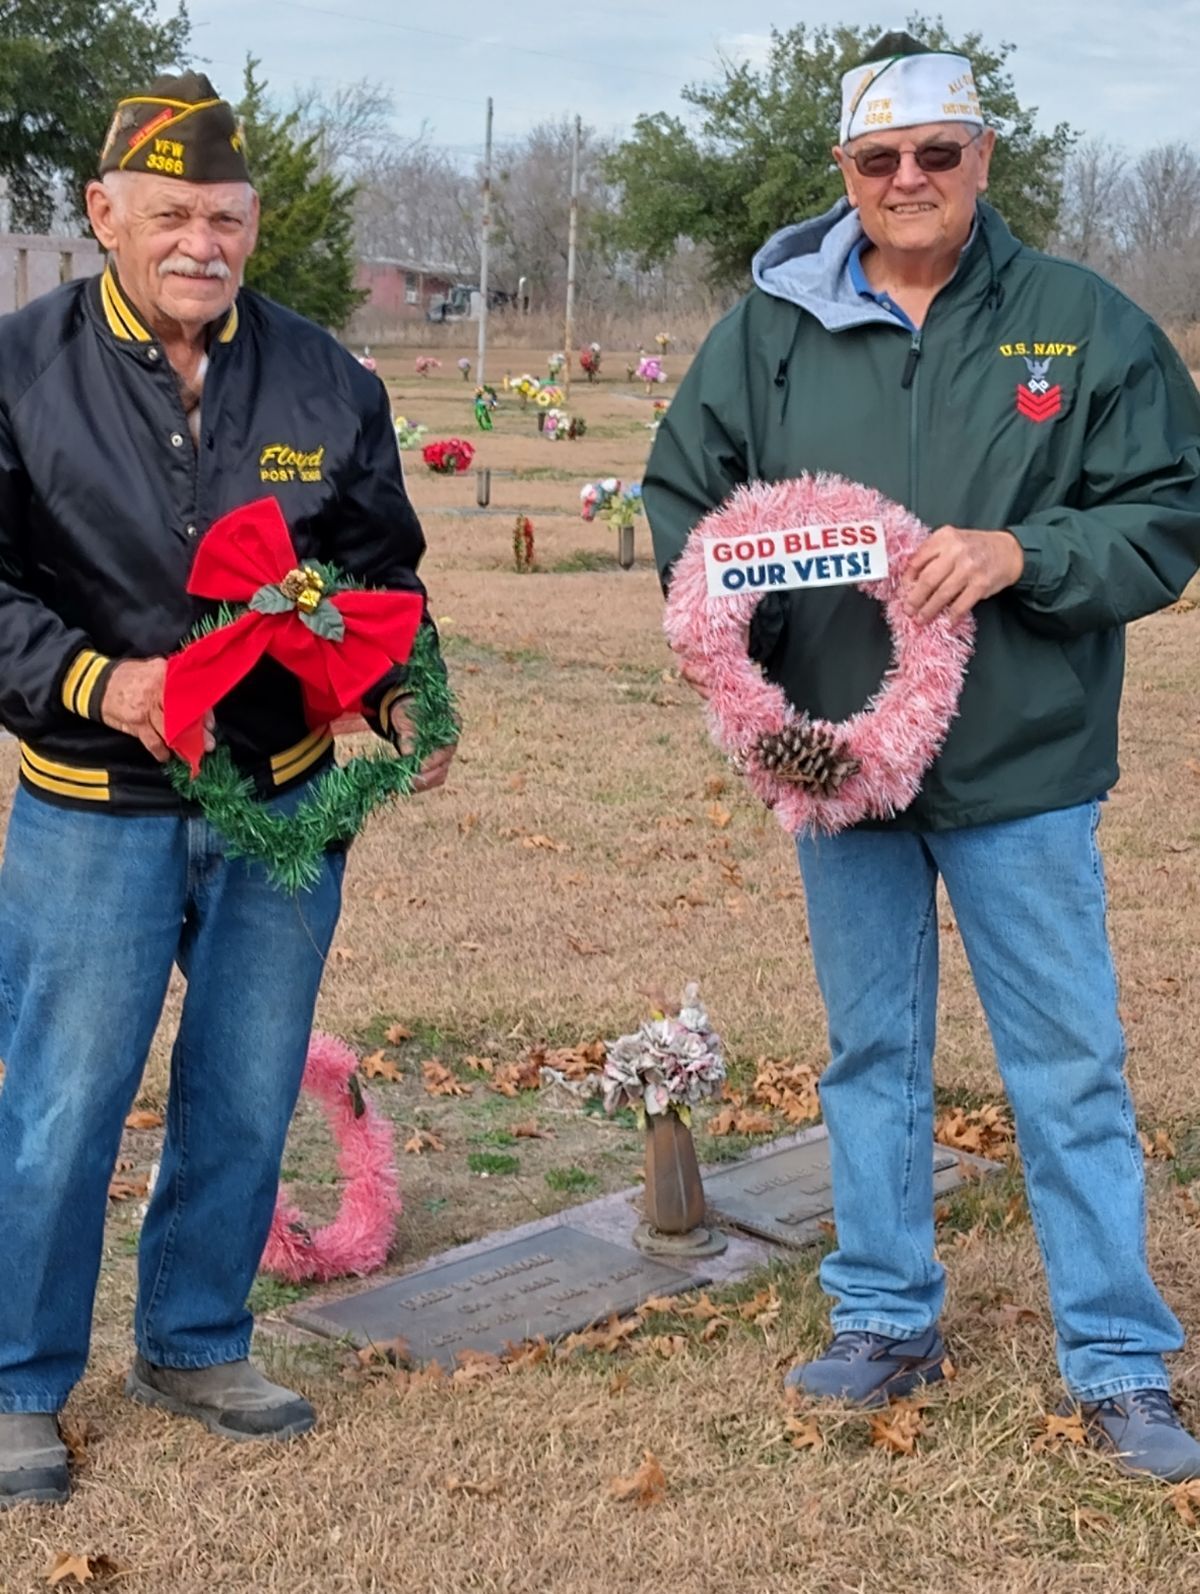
[{"x1": 0, "y1": 265, "x2": 433, "y2": 813}]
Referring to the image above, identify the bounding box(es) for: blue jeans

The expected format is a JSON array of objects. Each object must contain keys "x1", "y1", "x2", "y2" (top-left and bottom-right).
[
  {"x1": 797, "y1": 801, "x2": 1182, "y2": 1401},
  {"x1": 0, "y1": 785, "x2": 344, "y2": 1412}
]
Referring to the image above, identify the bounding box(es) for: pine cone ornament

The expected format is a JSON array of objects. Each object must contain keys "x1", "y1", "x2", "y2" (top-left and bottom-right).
[{"x1": 756, "y1": 718, "x2": 860, "y2": 796}]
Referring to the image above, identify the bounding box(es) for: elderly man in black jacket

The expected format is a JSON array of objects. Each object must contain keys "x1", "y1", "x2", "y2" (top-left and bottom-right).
[{"x1": 0, "y1": 72, "x2": 454, "y2": 1507}]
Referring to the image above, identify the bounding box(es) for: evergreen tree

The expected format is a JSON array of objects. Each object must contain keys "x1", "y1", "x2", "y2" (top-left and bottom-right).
[{"x1": 0, "y1": 0, "x2": 189, "y2": 230}]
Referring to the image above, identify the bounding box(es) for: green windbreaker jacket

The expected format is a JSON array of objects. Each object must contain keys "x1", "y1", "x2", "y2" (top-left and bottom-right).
[{"x1": 644, "y1": 200, "x2": 1200, "y2": 830}]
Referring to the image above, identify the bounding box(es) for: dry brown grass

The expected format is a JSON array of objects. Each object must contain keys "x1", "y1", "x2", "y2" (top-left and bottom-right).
[
  {"x1": 0, "y1": 349, "x2": 1198, "y2": 1592},
  {"x1": 351, "y1": 307, "x2": 727, "y2": 357}
]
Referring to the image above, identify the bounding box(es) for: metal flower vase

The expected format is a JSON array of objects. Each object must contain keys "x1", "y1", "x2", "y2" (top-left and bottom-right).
[
  {"x1": 634, "y1": 1108, "x2": 727, "y2": 1258},
  {"x1": 617, "y1": 523, "x2": 636, "y2": 569}
]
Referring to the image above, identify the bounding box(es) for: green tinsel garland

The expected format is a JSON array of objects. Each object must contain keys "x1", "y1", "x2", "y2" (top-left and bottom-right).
[{"x1": 168, "y1": 625, "x2": 457, "y2": 893}]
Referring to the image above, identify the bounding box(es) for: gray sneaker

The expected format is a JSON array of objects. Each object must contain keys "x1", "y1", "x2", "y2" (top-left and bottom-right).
[
  {"x1": 1065, "y1": 1389, "x2": 1200, "y2": 1482},
  {"x1": 785, "y1": 1326, "x2": 946, "y2": 1408},
  {"x1": 125, "y1": 1355, "x2": 315, "y2": 1442},
  {"x1": 0, "y1": 1414, "x2": 70, "y2": 1508}
]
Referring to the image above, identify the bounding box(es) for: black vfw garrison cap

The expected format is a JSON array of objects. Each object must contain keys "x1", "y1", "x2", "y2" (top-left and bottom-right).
[{"x1": 98, "y1": 71, "x2": 250, "y2": 183}]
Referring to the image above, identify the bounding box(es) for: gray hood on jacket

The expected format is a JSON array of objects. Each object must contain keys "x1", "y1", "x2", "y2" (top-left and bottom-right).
[{"x1": 751, "y1": 198, "x2": 898, "y2": 332}]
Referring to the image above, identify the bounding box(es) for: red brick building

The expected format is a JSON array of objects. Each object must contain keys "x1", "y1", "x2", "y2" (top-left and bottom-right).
[{"x1": 350, "y1": 257, "x2": 459, "y2": 339}]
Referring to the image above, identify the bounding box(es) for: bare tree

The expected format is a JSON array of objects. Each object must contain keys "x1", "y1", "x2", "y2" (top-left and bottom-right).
[
  {"x1": 1052, "y1": 137, "x2": 1127, "y2": 273},
  {"x1": 289, "y1": 78, "x2": 395, "y2": 178}
]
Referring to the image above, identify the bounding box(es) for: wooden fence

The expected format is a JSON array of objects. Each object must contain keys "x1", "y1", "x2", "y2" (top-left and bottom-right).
[{"x1": 0, "y1": 233, "x2": 102, "y2": 314}]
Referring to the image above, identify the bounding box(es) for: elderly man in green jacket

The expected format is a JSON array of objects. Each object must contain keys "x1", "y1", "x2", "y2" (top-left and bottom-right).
[{"x1": 645, "y1": 32, "x2": 1200, "y2": 1481}]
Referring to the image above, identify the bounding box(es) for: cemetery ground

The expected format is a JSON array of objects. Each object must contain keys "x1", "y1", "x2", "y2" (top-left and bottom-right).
[{"x1": 0, "y1": 349, "x2": 1198, "y2": 1593}]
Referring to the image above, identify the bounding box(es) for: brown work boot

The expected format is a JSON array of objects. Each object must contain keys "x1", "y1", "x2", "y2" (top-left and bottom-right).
[
  {"x1": 125, "y1": 1355, "x2": 315, "y2": 1441},
  {"x1": 0, "y1": 1414, "x2": 70, "y2": 1507}
]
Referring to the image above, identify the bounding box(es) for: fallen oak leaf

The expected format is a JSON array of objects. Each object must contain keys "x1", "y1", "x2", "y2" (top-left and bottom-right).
[
  {"x1": 640, "y1": 1334, "x2": 688, "y2": 1359},
  {"x1": 403, "y1": 1129, "x2": 446, "y2": 1155},
  {"x1": 608, "y1": 1450, "x2": 667, "y2": 1508},
  {"x1": 676, "y1": 1291, "x2": 727, "y2": 1322},
  {"x1": 1140, "y1": 1129, "x2": 1177, "y2": 1160},
  {"x1": 1032, "y1": 1411, "x2": 1088, "y2": 1452},
  {"x1": 1167, "y1": 1478, "x2": 1200, "y2": 1526},
  {"x1": 701, "y1": 1317, "x2": 732, "y2": 1343},
  {"x1": 868, "y1": 1403, "x2": 926, "y2": 1456},
  {"x1": 442, "y1": 1474, "x2": 502, "y2": 1497},
  {"x1": 361, "y1": 1049, "x2": 402, "y2": 1083},
  {"x1": 107, "y1": 1174, "x2": 149, "y2": 1203},
  {"x1": 384, "y1": 1023, "x2": 413, "y2": 1044},
  {"x1": 512, "y1": 1120, "x2": 554, "y2": 1140},
  {"x1": 785, "y1": 1413, "x2": 825, "y2": 1452},
  {"x1": 46, "y1": 1554, "x2": 120, "y2": 1587},
  {"x1": 123, "y1": 1109, "x2": 163, "y2": 1131},
  {"x1": 637, "y1": 1295, "x2": 683, "y2": 1318},
  {"x1": 501, "y1": 1337, "x2": 551, "y2": 1369},
  {"x1": 706, "y1": 803, "x2": 732, "y2": 829},
  {"x1": 354, "y1": 1337, "x2": 412, "y2": 1372},
  {"x1": 451, "y1": 1349, "x2": 506, "y2": 1387},
  {"x1": 422, "y1": 1060, "x2": 473, "y2": 1098},
  {"x1": 58, "y1": 1420, "x2": 94, "y2": 1469}
]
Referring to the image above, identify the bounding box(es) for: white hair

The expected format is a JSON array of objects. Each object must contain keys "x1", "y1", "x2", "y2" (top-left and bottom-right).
[{"x1": 100, "y1": 169, "x2": 136, "y2": 220}]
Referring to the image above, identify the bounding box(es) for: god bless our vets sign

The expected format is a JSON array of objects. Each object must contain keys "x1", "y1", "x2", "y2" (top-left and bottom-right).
[{"x1": 703, "y1": 522, "x2": 888, "y2": 598}]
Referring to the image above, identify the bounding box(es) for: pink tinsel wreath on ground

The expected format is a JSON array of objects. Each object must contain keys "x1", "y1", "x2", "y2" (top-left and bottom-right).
[
  {"x1": 260, "y1": 1032, "x2": 401, "y2": 1284},
  {"x1": 663, "y1": 474, "x2": 975, "y2": 833}
]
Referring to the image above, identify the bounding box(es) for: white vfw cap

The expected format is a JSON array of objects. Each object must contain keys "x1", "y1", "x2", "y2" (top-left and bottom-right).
[{"x1": 840, "y1": 43, "x2": 982, "y2": 145}]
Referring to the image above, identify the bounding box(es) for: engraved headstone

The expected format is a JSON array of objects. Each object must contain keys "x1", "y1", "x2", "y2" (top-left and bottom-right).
[
  {"x1": 703, "y1": 1129, "x2": 998, "y2": 1249},
  {"x1": 291, "y1": 1226, "x2": 707, "y2": 1366}
]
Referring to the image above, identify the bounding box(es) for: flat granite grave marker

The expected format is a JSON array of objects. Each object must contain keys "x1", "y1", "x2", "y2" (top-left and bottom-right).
[
  {"x1": 291, "y1": 1226, "x2": 707, "y2": 1367},
  {"x1": 703, "y1": 1128, "x2": 999, "y2": 1249}
]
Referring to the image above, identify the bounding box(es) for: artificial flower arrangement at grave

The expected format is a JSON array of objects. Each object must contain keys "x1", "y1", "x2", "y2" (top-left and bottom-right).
[
  {"x1": 636, "y1": 354, "x2": 667, "y2": 394},
  {"x1": 394, "y1": 415, "x2": 428, "y2": 451},
  {"x1": 161, "y1": 496, "x2": 458, "y2": 896},
  {"x1": 415, "y1": 355, "x2": 441, "y2": 377},
  {"x1": 646, "y1": 397, "x2": 670, "y2": 438},
  {"x1": 547, "y1": 350, "x2": 566, "y2": 381},
  {"x1": 457, "y1": 356, "x2": 472, "y2": 381},
  {"x1": 580, "y1": 478, "x2": 643, "y2": 530},
  {"x1": 422, "y1": 437, "x2": 476, "y2": 475},
  {"x1": 655, "y1": 331, "x2": 671, "y2": 353},
  {"x1": 513, "y1": 514, "x2": 535, "y2": 573},
  {"x1": 511, "y1": 373, "x2": 541, "y2": 408},
  {"x1": 602, "y1": 983, "x2": 728, "y2": 1257},
  {"x1": 579, "y1": 341, "x2": 602, "y2": 382},
  {"x1": 535, "y1": 384, "x2": 564, "y2": 410},
  {"x1": 474, "y1": 385, "x2": 498, "y2": 432},
  {"x1": 543, "y1": 408, "x2": 586, "y2": 441}
]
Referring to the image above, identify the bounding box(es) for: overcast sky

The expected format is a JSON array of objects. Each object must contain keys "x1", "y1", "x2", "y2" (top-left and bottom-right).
[{"x1": 189, "y1": 0, "x2": 1200, "y2": 161}]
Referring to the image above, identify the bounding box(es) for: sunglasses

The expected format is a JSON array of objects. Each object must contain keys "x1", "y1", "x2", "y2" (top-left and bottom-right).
[{"x1": 849, "y1": 129, "x2": 984, "y2": 179}]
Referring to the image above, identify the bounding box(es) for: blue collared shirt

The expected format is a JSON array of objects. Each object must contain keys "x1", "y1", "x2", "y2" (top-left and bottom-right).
[
  {"x1": 847, "y1": 237, "x2": 918, "y2": 332},
  {"x1": 847, "y1": 218, "x2": 980, "y2": 333}
]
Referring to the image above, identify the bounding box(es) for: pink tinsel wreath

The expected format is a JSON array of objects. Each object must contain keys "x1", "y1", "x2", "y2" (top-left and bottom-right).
[
  {"x1": 260, "y1": 1032, "x2": 401, "y2": 1284},
  {"x1": 663, "y1": 474, "x2": 975, "y2": 833}
]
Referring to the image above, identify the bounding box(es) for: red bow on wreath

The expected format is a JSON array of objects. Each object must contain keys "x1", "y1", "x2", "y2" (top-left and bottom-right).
[{"x1": 163, "y1": 497, "x2": 424, "y2": 775}]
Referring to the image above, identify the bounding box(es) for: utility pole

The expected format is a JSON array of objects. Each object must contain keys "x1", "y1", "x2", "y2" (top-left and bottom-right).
[
  {"x1": 477, "y1": 97, "x2": 493, "y2": 387},
  {"x1": 562, "y1": 114, "x2": 580, "y2": 402}
]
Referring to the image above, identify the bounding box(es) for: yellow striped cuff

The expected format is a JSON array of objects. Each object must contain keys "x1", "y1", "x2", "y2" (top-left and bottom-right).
[
  {"x1": 270, "y1": 728, "x2": 333, "y2": 786},
  {"x1": 20, "y1": 744, "x2": 110, "y2": 803},
  {"x1": 61, "y1": 649, "x2": 113, "y2": 719},
  {"x1": 377, "y1": 686, "x2": 409, "y2": 736}
]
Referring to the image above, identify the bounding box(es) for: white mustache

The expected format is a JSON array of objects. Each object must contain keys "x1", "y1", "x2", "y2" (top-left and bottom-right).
[{"x1": 158, "y1": 255, "x2": 231, "y2": 280}]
